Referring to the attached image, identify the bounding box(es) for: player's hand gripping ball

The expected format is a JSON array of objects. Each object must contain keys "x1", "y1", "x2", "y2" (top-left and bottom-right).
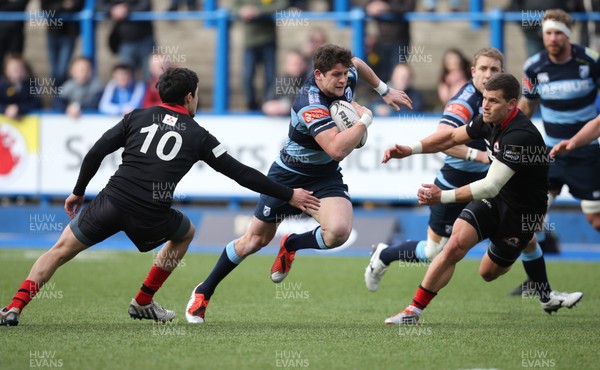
[{"x1": 329, "y1": 100, "x2": 368, "y2": 148}]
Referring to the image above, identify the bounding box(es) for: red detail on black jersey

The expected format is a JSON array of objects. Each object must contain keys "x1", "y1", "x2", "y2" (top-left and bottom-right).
[
  {"x1": 159, "y1": 103, "x2": 190, "y2": 116},
  {"x1": 500, "y1": 107, "x2": 519, "y2": 130}
]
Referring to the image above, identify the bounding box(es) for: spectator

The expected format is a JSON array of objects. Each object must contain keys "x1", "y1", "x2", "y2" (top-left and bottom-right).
[
  {"x1": 423, "y1": 0, "x2": 461, "y2": 12},
  {"x1": 437, "y1": 48, "x2": 470, "y2": 107},
  {"x1": 372, "y1": 63, "x2": 425, "y2": 115},
  {"x1": 232, "y1": 0, "x2": 289, "y2": 110},
  {"x1": 301, "y1": 27, "x2": 328, "y2": 78},
  {"x1": 41, "y1": 0, "x2": 84, "y2": 86},
  {"x1": 0, "y1": 0, "x2": 29, "y2": 64},
  {"x1": 167, "y1": 0, "x2": 199, "y2": 11},
  {"x1": 97, "y1": 0, "x2": 155, "y2": 81},
  {"x1": 0, "y1": 55, "x2": 41, "y2": 120},
  {"x1": 58, "y1": 57, "x2": 104, "y2": 118},
  {"x1": 262, "y1": 49, "x2": 308, "y2": 116},
  {"x1": 142, "y1": 54, "x2": 176, "y2": 108},
  {"x1": 98, "y1": 63, "x2": 145, "y2": 115},
  {"x1": 365, "y1": 0, "x2": 416, "y2": 83}
]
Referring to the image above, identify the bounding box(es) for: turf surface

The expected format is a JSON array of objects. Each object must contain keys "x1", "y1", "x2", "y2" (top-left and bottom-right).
[{"x1": 0, "y1": 248, "x2": 598, "y2": 370}]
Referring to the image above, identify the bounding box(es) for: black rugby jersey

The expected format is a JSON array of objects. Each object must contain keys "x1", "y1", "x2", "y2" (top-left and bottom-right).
[
  {"x1": 73, "y1": 104, "x2": 292, "y2": 215},
  {"x1": 466, "y1": 109, "x2": 549, "y2": 211}
]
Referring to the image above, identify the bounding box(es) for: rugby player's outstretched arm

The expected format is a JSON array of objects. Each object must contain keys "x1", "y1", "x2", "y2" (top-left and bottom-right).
[
  {"x1": 352, "y1": 57, "x2": 412, "y2": 111},
  {"x1": 206, "y1": 153, "x2": 320, "y2": 211}
]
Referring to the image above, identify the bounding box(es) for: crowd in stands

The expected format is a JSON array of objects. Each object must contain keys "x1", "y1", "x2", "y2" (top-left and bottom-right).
[{"x1": 1, "y1": 0, "x2": 600, "y2": 118}]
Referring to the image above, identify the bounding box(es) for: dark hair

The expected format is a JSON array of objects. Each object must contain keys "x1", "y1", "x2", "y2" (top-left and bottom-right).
[
  {"x1": 484, "y1": 73, "x2": 521, "y2": 101},
  {"x1": 312, "y1": 44, "x2": 353, "y2": 74},
  {"x1": 439, "y1": 48, "x2": 470, "y2": 84},
  {"x1": 157, "y1": 67, "x2": 199, "y2": 105}
]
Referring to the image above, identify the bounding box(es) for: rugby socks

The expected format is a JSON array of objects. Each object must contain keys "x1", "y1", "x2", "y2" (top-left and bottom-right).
[
  {"x1": 379, "y1": 240, "x2": 422, "y2": 265},
  {"x1": 196, "y1": 241, "x2": 242, "y2": 300},
  {"x1": 521, "y1": 243, "x2": 551, "y2": 302},
  {"x1": 7, "y1": 280, "x2": 40, "y2": 311},
  {"x1": 410, "y1": 285, "x2": 437, "y2": 312},
  {"x1": 284, "y1": 227, "x2": 327, "y2": 251},
  {"x1": 135, "y1": 265, "x2": 172, "y2": 306}
]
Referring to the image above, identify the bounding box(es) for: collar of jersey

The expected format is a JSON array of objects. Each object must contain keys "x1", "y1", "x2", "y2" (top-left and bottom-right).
[
  {"x1": 160, "y1": 103, "x2": 190, "y2": 116},
  {"x1": 499, "y1": 107, "x2": 518, "y2": 130}
]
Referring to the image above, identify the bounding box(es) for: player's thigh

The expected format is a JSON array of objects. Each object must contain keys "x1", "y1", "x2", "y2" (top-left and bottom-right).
[
  {"x1": 69, "y1": 191, "x2": 123, "y2": 248},
  {"x1": 557, "y1": 145, "x2": 600, "y2": 200},
  {"x1": 441, "y1": 218, "x2": 480, "y2": 261},
  {"x1": 311, "y1": 196, "x2": 353, "y2": 236}
]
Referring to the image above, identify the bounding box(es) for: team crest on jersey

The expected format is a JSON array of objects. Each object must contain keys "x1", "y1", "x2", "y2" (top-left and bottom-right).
[
  {"x1": 536, "y1": 73, "x2": 549, "y2": 84},
  {"x1": 503, "y1": 237, "x2": 521, "y2": 248},
  {"x1": 579, "y1": 65, "x2": 590, "y2": 79},
  {"x1": 163, "y1": 114, "x2": 178, "y2": 126},
  {"x1": 344, "y1": 87, "x2": 353, "y2": 101},
  {"x1": 502, "y1": 145, "x2": 523, "y2": 163},
  {"x1": 263, "y1": 206, "x2": 271, "y2": 217},
  {"x1": 493, "y1": 141, "x2": 500, "y2": 154},
  {"x1": 445, "y1": 225, "x2": 453, "y2": 235}
]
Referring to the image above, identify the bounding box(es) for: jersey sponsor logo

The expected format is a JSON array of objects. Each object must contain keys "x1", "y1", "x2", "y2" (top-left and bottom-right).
[
  {"x1": 482, "y1": 199, "x2": 492, "y2": 208},
  {"x1": 502, "y1": 144, "x2": 523, "y2": 163},
  {"x1": 212, "y1": 143, "x2": 227, "y2": 158},
  {"x1": 263, "y1": 205, "x2": 271, "y2": 217},
  {"x1": 302, "y1": 108, "x2": 329, "y2": 125},
  {"x1": 308, "y1": 89, "x2": 320, "y2": 105},
  {"x1": 162, "y1": 114, "x2": 178, "y2": 126},
  {"x1": 579, "y1": 65, "x2": 590, "y2": 79},
  {"x1": 444, "y1": 103, "x2": 471, "y2": 123}
]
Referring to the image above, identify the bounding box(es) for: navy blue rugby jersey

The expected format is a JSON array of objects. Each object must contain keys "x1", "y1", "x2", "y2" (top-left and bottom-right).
[
  {"x1": 522, "y1": 44, "x2": 600, "y2": 146},
  {"x1": 436, "y1": 80, "x2": 489, "y2": 189},
  {"x1": 275, "y1": 66, "x2": 358, "y2": 177}
]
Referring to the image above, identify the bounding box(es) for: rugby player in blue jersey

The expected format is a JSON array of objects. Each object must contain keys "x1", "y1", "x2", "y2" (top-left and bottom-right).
[{"x1": 185, "y1": 44, "x2": 413, "y2": 323}]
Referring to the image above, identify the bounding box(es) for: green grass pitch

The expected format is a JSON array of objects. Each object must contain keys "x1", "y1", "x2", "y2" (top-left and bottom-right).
[{"x1": 0, "y1": 248, "x2": 598, "y2": 370}]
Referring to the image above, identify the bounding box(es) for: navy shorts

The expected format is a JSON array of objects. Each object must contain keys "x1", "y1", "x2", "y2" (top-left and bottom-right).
[
  {"x1": 69, "y1": 191, "x2": 191, "y2": 252},
  {"x1": 254, "y1": 163, "x2": 350, "y2": 223},
  {"x1": 458, "y1": 198, "x2": 545, "y2": 267},
  {"x1": 549, "y1": 144, "x2": 600, "y2": 200},
  {"x1": 428, "y1": 179, "x2": 471, "y2": 237}
]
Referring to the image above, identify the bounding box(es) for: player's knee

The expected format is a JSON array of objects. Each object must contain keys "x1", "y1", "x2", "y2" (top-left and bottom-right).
[
  {"x1": 321, "y1": 225, "x2": 351, "y2": 248},
  {"x1": 238, "y1": 233, "x2": 270, "y2": 256},
  {"x1": 479, "y1": 268, "x2": 499, "y2": 282},
  {"x1": 425, "y1": 236, "x2": 448, "y2": 260},
  {"x1": 441, "y1": 239, "x2": 468, "y2": 263},
  {"x1": 586, "y1": 214, "x2": 600, "y2": 231}
]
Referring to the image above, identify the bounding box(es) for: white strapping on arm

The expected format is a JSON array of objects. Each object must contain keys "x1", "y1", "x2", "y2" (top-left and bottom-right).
[{"x1": 469, "y1": 159, "x2": 516, "y2": 200}]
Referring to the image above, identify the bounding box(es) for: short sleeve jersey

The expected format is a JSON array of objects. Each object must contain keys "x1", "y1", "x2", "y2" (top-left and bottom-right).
[
  {"x1": 466, "y1": 110, "x2": 549, "y2": 211},
  {"x1": 101, "y1": 104, "x2": 224, "y2": 215},
  {"x1": 522, "y1": 44, "x2": 600, "y2": 145},
  {"x1": 275, "y1": 66, "x2": 358, "y2": 177}
]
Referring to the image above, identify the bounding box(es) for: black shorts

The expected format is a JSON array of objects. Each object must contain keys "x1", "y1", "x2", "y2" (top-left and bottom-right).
[
  {"x1": 549, "y1": 144, "x2": 600, "y2": 200},
  {"x1": 428, "y1": 179, "x2": 471, "y2": 237},
  {"x1": 458, "y1": 198, "x2": 545, "y2": 267},
  {"x1": 69, "y1": 191, "x2": 191, "y2": 252},
  {"x1": 254, "y1": 162, "x2": 350, "y2": 223}
]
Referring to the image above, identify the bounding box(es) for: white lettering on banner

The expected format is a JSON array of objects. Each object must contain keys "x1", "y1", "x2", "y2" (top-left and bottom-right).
[{"x1": 38, "y1": 115, "x2": 576, "y2": 202}]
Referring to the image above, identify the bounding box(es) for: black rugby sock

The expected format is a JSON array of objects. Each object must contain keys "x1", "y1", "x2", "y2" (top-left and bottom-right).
[
  {"x1": 379, "y1": 240, "x2": 420, "y2": 265},
  {"x1": 285, "y1": 227, "x2": 324, "y2": 251},
  {"x1": 197, "y1": 243, "x2": 241, "y2": 300}
]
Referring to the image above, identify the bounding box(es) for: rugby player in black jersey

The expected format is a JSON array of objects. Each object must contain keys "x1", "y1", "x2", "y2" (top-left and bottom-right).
[
  {"x1": 380, "y1": 73, "x2": 582, "y2": 325},
  {"x1": 0, "y1": 68, "x2": 320, "y2": 326}
]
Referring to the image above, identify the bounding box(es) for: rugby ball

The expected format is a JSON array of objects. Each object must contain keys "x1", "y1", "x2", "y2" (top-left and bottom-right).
[{"x1": 329, "y1": 100, "x2": 368, "y2": 148}]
